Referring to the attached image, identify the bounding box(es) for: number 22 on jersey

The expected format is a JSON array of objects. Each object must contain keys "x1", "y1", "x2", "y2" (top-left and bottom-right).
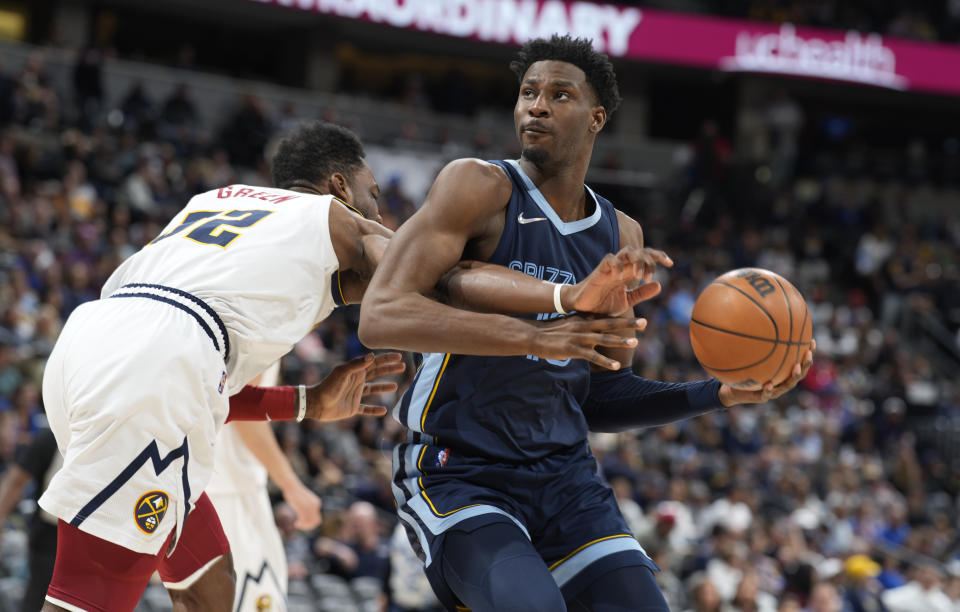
[{"x1": 149, "y1": 209, "x2": 274, "y2": 248}]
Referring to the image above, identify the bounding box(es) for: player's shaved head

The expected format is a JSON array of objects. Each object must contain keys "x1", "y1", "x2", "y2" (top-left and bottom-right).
[
  {"x1": 510, "y1": 34, "x2": 622, "y2": 117},
  {"x1": 271, "y1": 121, "x2": 366, "y2": 190}
]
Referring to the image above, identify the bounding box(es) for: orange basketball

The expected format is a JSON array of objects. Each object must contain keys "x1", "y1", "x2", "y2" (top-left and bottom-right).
[{"x1": 689, "y1": 268, "x2": 812, "y2": 390}]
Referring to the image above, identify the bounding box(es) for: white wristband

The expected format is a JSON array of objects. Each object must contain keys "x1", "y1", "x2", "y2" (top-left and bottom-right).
[
  {"x1": 553, "y1": 283, "x2": 567, "y2": 315},
  {"x1": 296, "y1": 385, "x2": 307, "y2": 422}
]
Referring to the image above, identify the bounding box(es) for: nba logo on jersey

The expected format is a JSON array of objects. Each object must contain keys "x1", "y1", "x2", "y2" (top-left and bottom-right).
[
  {"x1": 218, "y1": 370, "x2": 227, "y2": 394},
  {"x1": 436, "y1": 448, "x2": 450, "y2": 467}
]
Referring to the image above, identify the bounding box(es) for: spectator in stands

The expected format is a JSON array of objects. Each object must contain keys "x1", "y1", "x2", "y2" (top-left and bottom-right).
[
  {"x1": 637, "y1": 506, "x2": 678, "y2": 560},
  {"x1": 274, "y1": 502, "x2": 311, "y2": 582},
  {"x1": 841, "y1": 554, "x2": 888, "y2": 612},
  {"x1": 804, "y1": 582, "x2": 841, "y2": 612},
  {"x1": 16, "y1": 53, "x2": 59, "y2": 129},
  {"x1": 72, "y1": 45, "x2": 104, "y2": 130},
  {"x1": 313, "y1": 501, "x2": 389, "y2": 584},
  {"x1": 685, "y1": 572, "x2": 723, "y2": 612},
  {"x1": 729, "y1": 569, "x2": 779, "y2": 612},
  {"x1": 119, "y1": 81, "x2": 154, "y2": 136},
  {"x1": 161, "y1": 83, "x2": 198, "y2": 128},
  {"x1": 0, "y1": 57, "x2": 17, "y2": 124},
  {"x1": 881, "y1": 561, "x2": 954, "y2": 612},
  {"x1": 220, "y1": 92, "x2": 272, "y2": 168},
  {"x1": 0, "y1": 428, "x2": 60, "y2": 611}
]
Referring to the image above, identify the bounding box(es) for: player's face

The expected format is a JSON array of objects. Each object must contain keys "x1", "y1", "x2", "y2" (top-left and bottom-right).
[
  {"x1": 514, "y1": 60, "x2": 602, "y2": 166},
  {"x1": 345, "y1": 162, "x2": 382, "y2": 223}
]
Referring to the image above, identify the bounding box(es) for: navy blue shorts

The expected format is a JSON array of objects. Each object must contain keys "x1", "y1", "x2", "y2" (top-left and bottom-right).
[{"x1": 392, "y1": 442, "x2": 658, "y2": 603}]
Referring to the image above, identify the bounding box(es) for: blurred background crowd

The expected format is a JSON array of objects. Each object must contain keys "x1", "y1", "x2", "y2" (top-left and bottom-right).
[{"x1": 0, "y1": 0, "x2": 958, "y2": 611}]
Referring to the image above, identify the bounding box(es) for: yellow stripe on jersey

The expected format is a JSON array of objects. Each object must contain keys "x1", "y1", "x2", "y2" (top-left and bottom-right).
[
  {"x1": 548, "y1": 534, "x2": 636, "y2": 571},
  {"x1": 420, "y1": 354, "x2": 450, "y2": 432},
  {"x1": 419, "y1": 491, "x2": 483, "y2": 519},
  {"x1": 332, "y1": 196, "x2": 366, "y2": 219},
  {"x1": 336, "y1": 270, "x2": 349, "y2": 306}
]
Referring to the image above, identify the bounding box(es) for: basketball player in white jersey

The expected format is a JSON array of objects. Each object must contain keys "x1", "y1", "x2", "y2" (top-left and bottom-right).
[
  {"x1": 38, "y1": 121, "x2": 654, "y2": 612},
  {"x1": 38, "y1": 122, "x2": 408, "y2": 612}
]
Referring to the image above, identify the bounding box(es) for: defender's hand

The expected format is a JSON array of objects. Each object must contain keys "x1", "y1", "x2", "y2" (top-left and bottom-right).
[
  {"x1": 530, "y1": 315, "x2": 647, "y2": 370},
  {"x1": 305, "y1": 352, "x2": 405, "y2": 420},
  {"x1": 566, "y1": 247, "x2": 673, "y2": 316},
  {"x1": 719, "y1": 340, "x2": 816, "y2": 407}
]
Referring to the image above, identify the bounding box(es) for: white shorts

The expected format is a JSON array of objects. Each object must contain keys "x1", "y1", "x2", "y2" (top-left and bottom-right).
[
  {"x1": 39, "y1": 290, "x2": 230, "y2": 555},
  {"x1": 207, "y1": 486, "x2": 288, "y2": 611}
]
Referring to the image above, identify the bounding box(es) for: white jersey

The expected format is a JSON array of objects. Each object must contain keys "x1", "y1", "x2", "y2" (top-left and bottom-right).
[
  {"x1": 101, "y1": 185, "x2": 340, "y2": 394},
  {"x1": 40, "y1": 186, "x2": 342, "y2": 556}
]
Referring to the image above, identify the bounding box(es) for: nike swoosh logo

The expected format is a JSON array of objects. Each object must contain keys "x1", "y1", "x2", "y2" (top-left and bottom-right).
[{"x1": 518, "y1": 212, "x2": 547, "y2": 224}]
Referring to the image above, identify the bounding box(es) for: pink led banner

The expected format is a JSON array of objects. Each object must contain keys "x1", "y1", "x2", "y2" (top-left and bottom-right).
[{"x1": 253, "y1": 0, "x2": 960, "y2": 96}]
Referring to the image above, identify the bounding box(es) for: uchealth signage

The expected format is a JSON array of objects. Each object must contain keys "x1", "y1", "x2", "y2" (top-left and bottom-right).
[
  {"x1": 252, "y1": 0, "x2": 960, "y2": 96},
  {"x1": 720, "y1": 24, "x2": 906, "y2": 89}
]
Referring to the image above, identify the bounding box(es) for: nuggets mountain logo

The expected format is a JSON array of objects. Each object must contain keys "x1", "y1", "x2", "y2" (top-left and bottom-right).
[{"x1": 134, "y1": 490, "x2": 169, "y2": 534}]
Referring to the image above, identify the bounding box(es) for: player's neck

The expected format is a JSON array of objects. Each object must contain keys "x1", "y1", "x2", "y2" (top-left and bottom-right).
[
  {"x1": 518, "y1": 155, "x2": 592, "y2": 222},
  {"x1": 287, "y1": 181, "x2": 327, "y2": 196}
]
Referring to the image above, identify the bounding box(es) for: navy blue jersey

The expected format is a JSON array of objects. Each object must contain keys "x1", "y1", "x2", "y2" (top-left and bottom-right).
[{"x1": 393, "y1": 159, "x2": 621, "y2": 462}]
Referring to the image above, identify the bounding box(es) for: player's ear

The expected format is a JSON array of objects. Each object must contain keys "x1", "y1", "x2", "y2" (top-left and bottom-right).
[
  {"x1": 329, "y1": 172, "x2": 351, "y2": 202},
  {"x1": 589, "y1": 106, "x2": 607, "y2": 134}
]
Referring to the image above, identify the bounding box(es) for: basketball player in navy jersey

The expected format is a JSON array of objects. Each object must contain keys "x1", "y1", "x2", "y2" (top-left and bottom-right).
[{"x1": 360, "y1": 36, "x2": 814, "y2": 611}]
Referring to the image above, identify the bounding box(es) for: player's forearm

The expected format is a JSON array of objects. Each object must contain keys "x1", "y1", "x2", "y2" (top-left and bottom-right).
[
  {"x1": 226, "y1": 385, "x2": 296, "y2": 422},
  {"x1": 583, "y1": 370, "x2": 723, "y2": 433},
  {"x1": 232, "y1": 420, "x2": 301, "y2": 491},
  {"x1": 440, "y1": 261, "x2": 571, "y2": 314},
  {"x1": 358, "y1": 289, "x2": 539, "y2": 356}
]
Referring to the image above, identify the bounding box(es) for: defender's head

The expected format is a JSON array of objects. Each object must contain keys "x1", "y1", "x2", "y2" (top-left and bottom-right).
[
  {"x1": 510, "y1": 35, "x2": 621, "y2": 166},
  {"x1": 272, "y1": 121, "x2": 381, "y2": 222}
]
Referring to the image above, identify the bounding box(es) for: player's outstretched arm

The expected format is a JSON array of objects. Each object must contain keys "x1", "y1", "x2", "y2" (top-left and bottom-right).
[
  {"x1": 582, "y1": 213, "x2": 815, "y2": 432},
  {"x1": 583, "y1": 341, "x2": 815, "y2": 432},
  {"x1": 303, "y1": 352, "x2": 405, "y2": 421},
  {"x1": 225, "y1": 352, "x2": 405, "y2": 422},
  {"x1": 358, "y1": 159, "x2": 642, "y2": 369},
  {"x1": 441, "y1": 246, "x2": 672, "y2": 316},
  {"x1": 346, "y1": 238, "x2": 670, "y2": 315}
]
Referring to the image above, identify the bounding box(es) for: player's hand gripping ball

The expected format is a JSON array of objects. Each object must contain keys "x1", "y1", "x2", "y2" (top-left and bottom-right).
[{"x1": 689, "y1": 268, "x2": 812, "y2": 390}]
